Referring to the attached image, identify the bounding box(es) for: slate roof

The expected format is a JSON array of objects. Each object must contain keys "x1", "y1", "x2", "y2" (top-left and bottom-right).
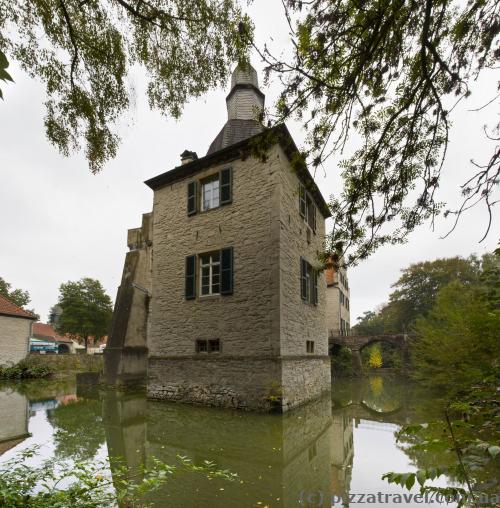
[
  {"x1": 145, "y1": 124, "x2": 331, "y2": 218},
  {"x1": 207, "y1": 119, "x2": 264, "y2": 155},
  {"x1": 0, "y1": 294, "x2": 37, "y2": 320}
]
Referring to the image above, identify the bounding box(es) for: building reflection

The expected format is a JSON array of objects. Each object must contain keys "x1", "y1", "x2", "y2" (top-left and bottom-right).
[
  {"x1": 0, "y1": 387, "x2": 29, "y2": 456},
  {"x1": 330, "y1": 413, "x2": 354, "y2": 507},
  {"x1": 103, "y1": 392, "x2": 335, "y2": 508}
]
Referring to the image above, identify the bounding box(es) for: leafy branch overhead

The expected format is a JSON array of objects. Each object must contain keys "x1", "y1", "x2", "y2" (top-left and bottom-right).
[
  {"x1": 0, "y1": 49, "x2": 13, "y2": 100},
  {"x1": 256, "y1": 0, "x2": 499, "y2": 264},
  {"x1": 0, "y1": 0, "x2": 252, "y2": 172}
]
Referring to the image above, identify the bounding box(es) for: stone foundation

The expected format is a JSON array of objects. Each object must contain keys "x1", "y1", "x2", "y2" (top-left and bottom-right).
[{"x1": 148, "y1": 355, "x2": 331, "y2": 412}]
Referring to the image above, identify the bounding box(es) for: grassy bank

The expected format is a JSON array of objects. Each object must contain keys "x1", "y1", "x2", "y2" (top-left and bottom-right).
[{"x1": 0, "y1": 355, "x2": 103, "y2": 380}]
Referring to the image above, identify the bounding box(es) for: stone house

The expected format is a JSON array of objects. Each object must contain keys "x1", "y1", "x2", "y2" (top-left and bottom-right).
[
  {"x1": 0, "y1": 294, "x2": 36, "y2": 365},
  {"x1": 107, "y1": 64, "x2": 337, "y2": 411},
  {"x1": 325, "y1": 262, "x2": 351, "y2": 336}
]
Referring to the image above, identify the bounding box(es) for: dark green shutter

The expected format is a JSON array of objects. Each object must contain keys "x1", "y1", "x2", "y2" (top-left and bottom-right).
[
  {"x1": 220, "y1": 167, "x2": 232, "y2": 205},
  {"x1": 187, "y1": 181, "x2": 197, "y2": 216},
  {"x1": 185, "y1": 255, "x2": 196, "y2": 299},
  {"x1": 220, "y1": 247, "x2": 233, "y2": 295},
  {"x1": 299, "y1": 185, "x2": 306, "y2": 218},
  {"x1": 300, "y1": 258, "x2": 307, "y2": 300}
]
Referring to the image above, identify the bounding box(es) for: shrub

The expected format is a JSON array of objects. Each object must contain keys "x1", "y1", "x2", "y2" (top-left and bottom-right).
[{"x1": 0, "y1": 358, "x2": 54, "y2": 379}]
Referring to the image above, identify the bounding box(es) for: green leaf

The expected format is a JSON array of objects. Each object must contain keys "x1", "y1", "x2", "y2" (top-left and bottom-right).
[
  {"x1": 406, "y1": 474, "x2": 416, "y2": 490},
  {"x1": 0, "y1": 68, "x2": 13, "y2": 82},
  {"x1": 416, "y1": 470, "x2": 427, "y2": 487}
]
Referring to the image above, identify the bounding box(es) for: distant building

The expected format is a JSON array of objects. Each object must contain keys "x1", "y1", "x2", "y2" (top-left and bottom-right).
[
  {"x1": 325, "y1": 261, "x2": 351, "y2": 336},
  {"x1": 31, "y1": 323, "x2": 74, "y2": 354},
  {"x1": 0, "y1": 294, "x2": 37, "y2": 365}
]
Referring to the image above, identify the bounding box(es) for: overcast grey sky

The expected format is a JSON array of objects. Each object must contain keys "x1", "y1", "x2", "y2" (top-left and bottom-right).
[{"x1": 0, "y1": 1, "x2": 497, "y2": 324}]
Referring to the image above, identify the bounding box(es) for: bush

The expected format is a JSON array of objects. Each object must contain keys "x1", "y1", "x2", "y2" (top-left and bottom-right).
[
  {"x1": 0, "y1": 446, "x2": 238, "y2": 507},
  {"x1": 331, "y1": 346, "x2": 356, "y2": 377},
  {"x1": 0, "y1": 358, "x2": 54, "y2": 379}
]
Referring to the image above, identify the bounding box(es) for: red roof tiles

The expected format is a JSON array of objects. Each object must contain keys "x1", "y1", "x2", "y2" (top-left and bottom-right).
[
  {"x1": 32, "y1": 322, "x2": 72, "y2": 343},
  {"x1": 0, "y1": 294, "x2": 37, "y2": 320}
]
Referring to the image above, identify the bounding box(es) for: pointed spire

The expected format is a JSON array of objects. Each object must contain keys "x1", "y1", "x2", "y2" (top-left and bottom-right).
[
  {"x1": 226, "y1": 62, "x2": 265, "y2": 121},
  {"x1": 206, "y1": 62, "x2": 265, "y2": 155}
]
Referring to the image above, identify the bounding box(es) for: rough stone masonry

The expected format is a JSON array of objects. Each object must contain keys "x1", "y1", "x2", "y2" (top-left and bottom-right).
[{"x1": 107, "y1": 63, "x2": 338, "y2": 412}]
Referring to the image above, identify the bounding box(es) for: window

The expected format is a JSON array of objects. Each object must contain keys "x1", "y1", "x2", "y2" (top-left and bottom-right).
[
  {"x1": 300, "y1": 258, "x2": 318, "y2": 305},
  {"x1": 208, "y1": 339, "x2": 220, "y2": 352},
  {"x1": 340, "y1": 318, "x2": 345, "y2": 336},
  {"x1": 196, "y1": 339, "x2": 208, "y2": 352},
  {"x1": 306, "y1": 340, "x2": 315, "y2": 353},
  {"x1": 201, "y1": 175, "x2": 220, "y2": 211},
  {"x1": 200, "y1": 252, "x2": 220, "y2": 296},
  {"x1": 187, "y1": 168, "x2": 232, "y2": 216},
  {"x1": 185, "y1": 247, "x2": 233, "y2": 300},
  {"x1": 299, "y1": 184, "x2": 316, "y2": 233},
  {"x1": 339, "y1": 290, "x2": 345, "y2": 306},
  {"x1": 346, "y1": 297, "x2": 350, "y2": 311},
  {"x1": 196, "y1": 339, "x2": 221, "y2": 353}
]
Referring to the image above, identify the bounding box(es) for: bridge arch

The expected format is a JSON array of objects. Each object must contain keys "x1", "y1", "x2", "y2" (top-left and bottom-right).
[{"x1": 329, "y1": 333, "x2": 410, "y2": 375}]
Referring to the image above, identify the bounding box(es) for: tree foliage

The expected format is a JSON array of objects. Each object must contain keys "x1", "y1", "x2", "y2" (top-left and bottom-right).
[
  {"x1": 0, "y1": 0, "x2": 251, "y2": 172},
  {"x1": 256, "y1": 0, "x2": 500, "y2": 264},
  {"x1": 411, "y1": 281, "x2": 499, "y2": 391},
  {"x1": 368, "y1": 344, "x2": 383, "y2": 368},
  {"x1": 0, "y1": 276, "x2": 31, "y2": 308},
  {"x1": 353, "y1": 254, "x2": 483, "y2": 332},
  {"x1": 56, "y1": 277, "x2": 113, "y2": 350}
]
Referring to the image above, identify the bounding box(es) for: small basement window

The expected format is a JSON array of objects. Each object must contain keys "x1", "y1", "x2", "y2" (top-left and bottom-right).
[
  {"x1": 195, "y1": 339, "x2": 220, "y2": 353},
  {"x1": 306, "y1": 340, "x2": 315, "y2": 353},
  {"x1": 208, "y1": 339, "x2": 220, "y2": 352},
  {"x1": 196, "y1": 339, "x2": 208, "y2": 353}
]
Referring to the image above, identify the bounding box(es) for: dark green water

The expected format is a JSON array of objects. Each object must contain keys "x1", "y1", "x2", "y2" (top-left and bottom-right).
[{"x1": 0, "y1": 376, "x2": 459, "y2": 507}]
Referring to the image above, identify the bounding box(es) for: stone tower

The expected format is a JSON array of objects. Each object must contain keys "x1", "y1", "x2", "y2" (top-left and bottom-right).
[{"x1": 109, "y1": 63, "x2": 332, "y2": 411}]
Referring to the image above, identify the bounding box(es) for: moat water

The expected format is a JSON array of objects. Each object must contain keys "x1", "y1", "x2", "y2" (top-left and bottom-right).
[{"x1": 0, "y1": 376, "x2": 461, "y2": 507}]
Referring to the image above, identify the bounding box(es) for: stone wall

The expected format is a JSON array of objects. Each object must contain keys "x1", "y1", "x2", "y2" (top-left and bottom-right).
[
  {"x1": 149, "y1": 146, "x2": 282, "y2": 358},
  {"x1": 148, "y1": 356, "x2": 282, "y2": 411},
  {"x1": 148, "y1": 143, "x2": 331, "y2": 411},
  {"x1": 277, "y1": 145, "x2": 327, "y2": 356},
  {"x1": 104, "y1": 212, "x2": 152, "y2": 384},
  {"x1": 0, "y1": 316, "x2": 31, "y2": 366}
]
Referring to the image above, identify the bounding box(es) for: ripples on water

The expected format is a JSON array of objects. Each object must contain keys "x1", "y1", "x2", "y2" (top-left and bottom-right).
[{"x1": 0, "y1": 376, "x2": 457, "y2": 507}]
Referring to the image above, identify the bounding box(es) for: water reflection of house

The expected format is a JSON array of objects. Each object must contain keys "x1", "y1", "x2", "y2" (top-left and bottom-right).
[
  {"x1": 330, "y1": 413, "x2": 354, "y2": 506},
  {"x1": 0, "y1": 388, "x2": 29, "y2": 456},
  {"x1": 103, "y1": 392, "x2": 334, "y2": 507}
]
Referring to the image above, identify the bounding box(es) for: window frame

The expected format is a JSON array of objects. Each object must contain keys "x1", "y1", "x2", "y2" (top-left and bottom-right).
[
  {"x1": 200, "y1": 174, "x2": 220, "y2": 212},
  {"x1": 199, "y1": 251, "x2": 221, "y2": 297},
  {"x1": 299, "y1": 184, "x2": 317, "y2": 233},
  {"x1": 306, "y1": 340, "x2": 315, "y2": 353},
  {"x1": 301, "y1": 257, "x2": 318, "y2": 305}
]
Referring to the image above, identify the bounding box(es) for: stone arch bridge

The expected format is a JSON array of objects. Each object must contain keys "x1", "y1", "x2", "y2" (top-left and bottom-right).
[{"x1": 329, "y1": 333, "x2": 411, "y2": 375}]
